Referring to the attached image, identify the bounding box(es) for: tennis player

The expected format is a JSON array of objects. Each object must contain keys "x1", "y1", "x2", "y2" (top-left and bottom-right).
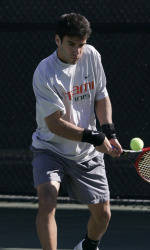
[{"x1": 31, "y1": 13, "x2": 122, "y2": 250}]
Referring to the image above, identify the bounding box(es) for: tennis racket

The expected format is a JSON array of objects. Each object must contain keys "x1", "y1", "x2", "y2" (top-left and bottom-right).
[{"x1": 120, "y1": 147, "x2": 150, "y2": 184}]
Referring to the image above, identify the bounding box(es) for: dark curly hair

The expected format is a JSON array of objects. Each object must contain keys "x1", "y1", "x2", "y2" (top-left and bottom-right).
[{"x1": 55, "y1": 13, "x2": 92, "y2": 41}]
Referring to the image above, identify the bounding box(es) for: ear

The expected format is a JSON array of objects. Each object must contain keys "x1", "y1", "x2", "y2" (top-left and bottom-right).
[{"x1": 55, "y1": 35, "x2": 61, "y2": 47}]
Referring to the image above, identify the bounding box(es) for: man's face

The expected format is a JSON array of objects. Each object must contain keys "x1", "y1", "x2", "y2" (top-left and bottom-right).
[{"x1": 55, "y1": 35, "x2": 87, "y2": 64}]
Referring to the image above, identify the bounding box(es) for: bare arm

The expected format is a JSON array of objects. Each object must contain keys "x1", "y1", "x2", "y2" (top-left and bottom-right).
[
  {"x1": 45, "y1": 109, "x2": 115, "y2": 155},
  {"x1": 95, "y1": 96, "x2": 123, "y2": 155},
  {"x1": 45, "y1": 97, "x2": 112, "y2": 141},
  {"x1": 45, "y1": 110, "x2": 84, "y2": 141},
  {"x1": 95, "y1": 96, "x2": 113, "y2": 125},
  {"x1": 45, "y1": 101, "x2": 121, "y2": 156}
]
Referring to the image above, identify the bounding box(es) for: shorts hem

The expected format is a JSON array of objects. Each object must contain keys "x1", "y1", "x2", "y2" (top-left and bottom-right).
[
  {"x1": 87, "y1": 197, "x2": 110, "y2": 204},
  {"x1": 34, "y1": 178, "x2": 61, "y2": 188},
  {"x1": 69, "y1": 194, "x2": 110, "y2": 205}
]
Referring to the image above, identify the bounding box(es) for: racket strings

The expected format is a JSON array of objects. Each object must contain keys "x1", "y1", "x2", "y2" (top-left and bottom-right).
[{"x1": 138, "y1": 151, "x2": 150, "y2": 182}]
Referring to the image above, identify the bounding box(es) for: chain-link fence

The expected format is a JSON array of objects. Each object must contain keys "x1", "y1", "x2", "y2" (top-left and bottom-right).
[
  {"x1": 0, "y1": 0, "x2": 150, "y2": 200},
  {"x1": 1, "y1": 0, "x2": 150, "y2": 23}
]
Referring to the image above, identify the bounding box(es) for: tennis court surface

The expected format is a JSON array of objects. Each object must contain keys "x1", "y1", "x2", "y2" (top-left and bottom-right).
[{"x1": 0, "y1": 202, "x2": 149, "y2": 250}]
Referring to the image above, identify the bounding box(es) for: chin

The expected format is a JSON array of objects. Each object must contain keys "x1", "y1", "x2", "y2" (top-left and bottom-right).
[
  {"x1": 71, "y1": 61, "x2": 77, "y2": 65},
  {"x1": 70, "y1": 58, "x2": 79, "y2": 64}
]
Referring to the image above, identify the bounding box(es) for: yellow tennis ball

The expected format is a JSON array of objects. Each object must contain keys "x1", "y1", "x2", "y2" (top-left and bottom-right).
[{"x1": 130, "y1": 137, "x2": 144, "y2": 151}]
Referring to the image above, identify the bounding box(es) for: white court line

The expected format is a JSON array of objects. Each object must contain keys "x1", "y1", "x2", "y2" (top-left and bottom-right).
[
  {"x1": 0, "y1": 249, "x2": 72, "y2": 250},
  {"x1": 0, "y1": 201, "x2": 149, "y2": 211},
  {"x1": 0, "y1": 249, "x2": 41, "y2": 250}
]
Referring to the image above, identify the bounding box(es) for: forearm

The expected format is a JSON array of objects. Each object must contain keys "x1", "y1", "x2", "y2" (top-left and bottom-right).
[
  {"x1": 95, "y1": 96, "x2": 113, "y2": 125},
  {"x1": 95, "y1": 96, "x2": 119, "y2": 141},
  {"x1": 45, "y1": 111, "x2": 84, "y2": 141},
  {"x1": 45, "y1": 110, "x2": 113, "y2": 151}
]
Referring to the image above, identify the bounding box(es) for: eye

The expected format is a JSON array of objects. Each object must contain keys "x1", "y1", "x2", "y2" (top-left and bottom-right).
[{"x1": 68, "y1": 42, "x2": 75, "y2": 47}]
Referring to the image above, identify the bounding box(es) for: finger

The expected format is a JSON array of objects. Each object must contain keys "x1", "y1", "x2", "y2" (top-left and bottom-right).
[
  {"x1": 109, "y1": 149, "x2": 121, "y2": 158},
  {"x1": 111, "y1": 143, "x2": 123, "y2": 153}
]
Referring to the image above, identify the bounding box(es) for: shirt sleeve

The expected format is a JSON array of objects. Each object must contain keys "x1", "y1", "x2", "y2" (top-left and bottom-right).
[
  {"x1": 94, "y1": 51, "x2": 109, "y2": 101},
  {"x1": 33, "y1": 68, "x2": 66, "y2": 119}
]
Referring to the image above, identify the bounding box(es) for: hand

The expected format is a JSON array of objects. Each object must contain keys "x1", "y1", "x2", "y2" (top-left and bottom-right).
[
  {"x1": 109, "y1": 138, "x2": 123, "y2": 157},
  {"x1": 95, "y1": 137, "x2": 113, "y2": 154},
  {"x1": 95, "y1": 137, "x2": 123, "y2": 158}
]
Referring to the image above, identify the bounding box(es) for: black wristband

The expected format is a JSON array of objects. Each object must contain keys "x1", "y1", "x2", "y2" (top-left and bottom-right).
[
  {"x1": 101, "y1": 123, "x2": 117, "y2": 139},
  {"x1": 82, "y1": 129, "x2": 105, "y2": 146}
]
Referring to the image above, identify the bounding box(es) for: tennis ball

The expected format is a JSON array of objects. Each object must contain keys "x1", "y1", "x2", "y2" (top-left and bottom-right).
[{"x1": 130, "y1": 137, "x2": 144, "y2": 151}]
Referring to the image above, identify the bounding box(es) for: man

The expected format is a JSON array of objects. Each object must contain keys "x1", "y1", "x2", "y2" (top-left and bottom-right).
[{"x1": 31, "y1": 13, "x2": 122, "y2": 250}]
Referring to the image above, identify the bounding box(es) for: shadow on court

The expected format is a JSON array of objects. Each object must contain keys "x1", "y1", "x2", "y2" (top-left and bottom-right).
[{"x1": 0, "y1": 204, "x2": 149, "y2": 250}]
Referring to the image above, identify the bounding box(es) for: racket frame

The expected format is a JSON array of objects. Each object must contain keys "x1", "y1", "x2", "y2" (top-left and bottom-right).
[{"x1": 134, "y1": 147, "x2": 150, "y2": 183}]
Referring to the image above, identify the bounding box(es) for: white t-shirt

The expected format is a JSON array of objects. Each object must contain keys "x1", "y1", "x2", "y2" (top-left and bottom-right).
[{"x1": 32, "y1": 44, "x2": 108, "y2": 162}]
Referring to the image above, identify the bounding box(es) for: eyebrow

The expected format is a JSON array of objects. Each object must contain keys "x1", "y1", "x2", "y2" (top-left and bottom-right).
[{"x1": 67, "y1": 40, "x2": 86, "y2": 46}]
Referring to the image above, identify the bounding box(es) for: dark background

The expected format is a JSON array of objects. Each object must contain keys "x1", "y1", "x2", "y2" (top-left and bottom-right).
[{"x1": 0, "y1": 0, "x2": 150, "y2": 200}]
